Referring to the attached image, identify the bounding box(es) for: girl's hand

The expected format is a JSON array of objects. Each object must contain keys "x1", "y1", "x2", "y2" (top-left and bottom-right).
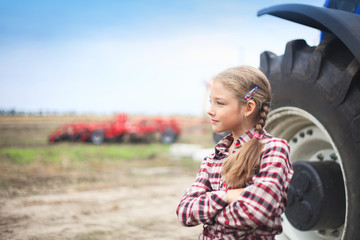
[{"x1": 226, "y1": 189, "x2": 244, "y2": 203}]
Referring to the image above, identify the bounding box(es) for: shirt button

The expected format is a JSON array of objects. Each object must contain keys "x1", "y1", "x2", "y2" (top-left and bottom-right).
[{"x1": 235, "y1": 142, "x2": 240, "y2": 147}]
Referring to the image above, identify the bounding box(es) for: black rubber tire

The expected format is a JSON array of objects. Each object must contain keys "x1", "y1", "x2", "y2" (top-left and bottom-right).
[
  {"x1": 260, "y1": 36, "x2": 360, "y2": 239},
  {"x1": 90, "y1": 130, "x2": 105, "y2": 144},
  {"x1": 161, "y1": 129, "x2": 177, "y2": 144}
]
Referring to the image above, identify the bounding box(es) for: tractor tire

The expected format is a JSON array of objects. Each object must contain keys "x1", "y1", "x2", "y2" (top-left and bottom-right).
[
  {"x1": 161, "y1": 129, "x2": 177, "y2": 144},
  {"x1": 90, "y1": 130, "x2": 105, "y2": 144},
  {"x1": 260, "y1": 37, "x2": 360, "y2": 240}
]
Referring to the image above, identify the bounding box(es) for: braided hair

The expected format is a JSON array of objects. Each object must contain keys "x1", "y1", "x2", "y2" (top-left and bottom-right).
[
  {"x1": 255, "y1": 101, "x2": 270, "y2": 135},
  {"x1": 215, "y1": 66, "x2": 271, "y2": 188}
]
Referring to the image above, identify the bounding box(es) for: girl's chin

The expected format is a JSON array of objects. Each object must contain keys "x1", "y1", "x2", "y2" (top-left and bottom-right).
[{"x1": 212, "y1": 127, "x2": 226, "y2": 134}]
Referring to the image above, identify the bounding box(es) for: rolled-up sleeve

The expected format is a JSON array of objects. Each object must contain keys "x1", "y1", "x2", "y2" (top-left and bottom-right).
[
  {"x1": 176, "y1": 157, "x2": 229, "y2": 226},
  {"x1": 216, "y1": 139, "x2": 293, "y2": 230}
]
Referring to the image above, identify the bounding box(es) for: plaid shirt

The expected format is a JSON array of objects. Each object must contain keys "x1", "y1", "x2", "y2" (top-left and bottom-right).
[{"x1": 176, "y1": 129, "x2": 293, "y2": 239}]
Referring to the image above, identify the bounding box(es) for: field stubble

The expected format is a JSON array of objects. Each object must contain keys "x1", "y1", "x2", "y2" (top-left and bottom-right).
[{"x1": 0, "y1": 115, "x2": 213, "y2": 239}]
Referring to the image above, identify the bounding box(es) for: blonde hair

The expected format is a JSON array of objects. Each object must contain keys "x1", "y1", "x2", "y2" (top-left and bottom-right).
[{"x1": 215, "y1": 65, "x2": 271, "y2": 188}]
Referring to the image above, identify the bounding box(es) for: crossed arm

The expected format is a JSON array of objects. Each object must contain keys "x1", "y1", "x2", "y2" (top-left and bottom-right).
[{"x1": 176, "y1": 140, "x2": 292, "y2": 229}]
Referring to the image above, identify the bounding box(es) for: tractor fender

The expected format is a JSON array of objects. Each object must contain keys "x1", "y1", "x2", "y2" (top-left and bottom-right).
[{"x1": 257, "y1": 4, "x2": 360, "y2": 63}]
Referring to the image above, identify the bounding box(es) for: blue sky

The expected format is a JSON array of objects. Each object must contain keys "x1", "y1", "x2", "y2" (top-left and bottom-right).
[{"x1": 0, "y1": 0, "x2": 325, "y2": 115}]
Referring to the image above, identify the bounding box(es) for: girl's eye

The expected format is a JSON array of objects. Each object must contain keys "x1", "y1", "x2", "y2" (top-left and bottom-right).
[{"x1": 208, "y1": 99, "x2": 225, "y2": 105}]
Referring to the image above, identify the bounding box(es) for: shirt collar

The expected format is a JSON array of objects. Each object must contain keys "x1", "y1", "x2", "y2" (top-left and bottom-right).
[{"x1": 214, "y1": 128, "x2": 265, "y2": 157}]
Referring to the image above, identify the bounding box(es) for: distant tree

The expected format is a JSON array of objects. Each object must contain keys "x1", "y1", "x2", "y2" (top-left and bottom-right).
[{"x1": 9, "y1": 109, "x2": 16, "y2": 115}]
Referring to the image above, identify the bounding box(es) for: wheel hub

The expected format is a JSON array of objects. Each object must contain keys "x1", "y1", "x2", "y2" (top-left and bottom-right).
[
  {"x1": 286, "y1": 161, "x2": 345, "y2": 231},
  {"x1": 266, "y1": 107, "x2": 348, "y2": 240}
]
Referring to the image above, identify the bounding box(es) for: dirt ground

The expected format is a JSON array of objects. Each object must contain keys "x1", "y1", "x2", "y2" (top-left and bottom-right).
[
  {"x1": 0, "y1": 175, "x2": 202, "y2": 240},
  {"x1": 0, "y1": 115, "x2": 210, "y2": 240}
]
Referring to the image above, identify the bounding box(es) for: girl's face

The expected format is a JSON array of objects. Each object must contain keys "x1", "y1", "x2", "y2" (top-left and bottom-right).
[{"x1": 207, "y1": 80, "x2": 245, "y2": 134}]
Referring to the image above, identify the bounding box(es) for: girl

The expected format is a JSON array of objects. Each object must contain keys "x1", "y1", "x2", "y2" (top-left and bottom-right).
[{"x1": 176, "y1": 65, "x2": 293, "y2": 239}]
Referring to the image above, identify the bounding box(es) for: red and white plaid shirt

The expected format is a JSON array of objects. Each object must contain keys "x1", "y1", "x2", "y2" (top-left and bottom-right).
[{"x1": 176, "y1": 129, "x2": 293, "y2": 239}]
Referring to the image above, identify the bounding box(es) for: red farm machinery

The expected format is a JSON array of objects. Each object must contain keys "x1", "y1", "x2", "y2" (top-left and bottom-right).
[{"x1": 48, "y1": 114, "x2": 181, "y2": 144}]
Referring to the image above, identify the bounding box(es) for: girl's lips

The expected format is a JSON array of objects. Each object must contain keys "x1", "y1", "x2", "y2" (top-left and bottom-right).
[{"x1": 211, "y1": 119, "x2": 219, "y2": 124}]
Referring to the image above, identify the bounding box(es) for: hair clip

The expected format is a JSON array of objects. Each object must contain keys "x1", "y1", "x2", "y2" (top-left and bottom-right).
[{"x1": 244, "y1": 86, "x2": 258, "y2": 101}]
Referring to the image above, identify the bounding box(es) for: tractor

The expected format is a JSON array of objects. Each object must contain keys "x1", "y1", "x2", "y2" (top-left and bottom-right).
[
  {"x1": 48, "y1": 114, "x2": 181, "y2": 145},
  {"x1": 257, "y1": 0, "x2": 360, "y2": 239}
]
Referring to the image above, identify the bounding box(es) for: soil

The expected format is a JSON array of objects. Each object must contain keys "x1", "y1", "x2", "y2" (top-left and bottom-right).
[
  {"x1": 0, "y1": 115, "x2": 210, "y2": 240},
  {"x1": 0, "y1": 175, "x2": 202, "y2": 240}
]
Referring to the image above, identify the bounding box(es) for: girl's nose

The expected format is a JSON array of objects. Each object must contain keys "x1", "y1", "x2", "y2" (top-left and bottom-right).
[{"x1": 207, "y1": 105, "x2": 215, "y2": 117}]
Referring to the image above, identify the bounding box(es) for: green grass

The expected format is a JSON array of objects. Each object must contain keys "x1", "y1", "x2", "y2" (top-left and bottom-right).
[{"x1": 0, "y1": 143, "x2": 171, "y2": 164}]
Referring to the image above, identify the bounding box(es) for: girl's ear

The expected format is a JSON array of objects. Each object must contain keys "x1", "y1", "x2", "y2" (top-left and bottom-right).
[{"x1": 244, "y1": 100, "x2": 257, "y2": 118}]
